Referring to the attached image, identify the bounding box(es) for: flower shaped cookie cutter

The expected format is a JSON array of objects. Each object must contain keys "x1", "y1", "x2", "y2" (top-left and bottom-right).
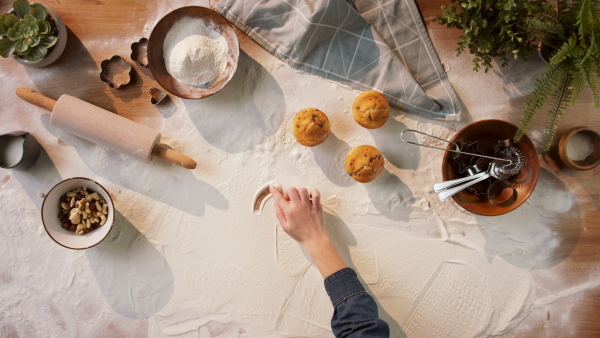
[
  {"x1": 131, "y1": 38, "x2": 149, "y2": 67},
  {"x1": 100, "y1": 55, "x2": 134, "y2": 89}
]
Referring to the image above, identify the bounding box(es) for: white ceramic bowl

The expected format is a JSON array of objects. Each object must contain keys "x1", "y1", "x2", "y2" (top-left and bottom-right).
[{"x1": 41, "y1": 177, "x2": 114, "y2": 249}]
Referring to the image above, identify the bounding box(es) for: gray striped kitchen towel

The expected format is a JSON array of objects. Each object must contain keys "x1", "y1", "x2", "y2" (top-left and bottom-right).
[{"x1": 215, "y1": 0, "x2": 460, "y2": 120}]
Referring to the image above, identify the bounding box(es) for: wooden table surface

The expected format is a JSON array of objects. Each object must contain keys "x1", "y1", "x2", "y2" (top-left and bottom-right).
[
  {"x1": 416, "y1": 1, "x2": 600, "y2": 337},
  {"x1": 1, "y1": 0, "x2": 598, "y2": 336}
]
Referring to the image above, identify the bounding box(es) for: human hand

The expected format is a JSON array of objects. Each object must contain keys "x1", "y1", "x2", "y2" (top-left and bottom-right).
[
  {"x1": 270, "y1": 186, "x2": 347, "y2": 278},
  {"x1": 269, "y1": 186, "x2": 328, "y2": 246}
]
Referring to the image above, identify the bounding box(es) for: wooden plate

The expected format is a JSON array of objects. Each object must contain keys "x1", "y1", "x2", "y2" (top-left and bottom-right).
[
  {"x1": 147, "y1": 6, "x2": 239, "y2": 99},
  {"x1": 441, "y1": 120, "x2": 539, "y2": 216}
]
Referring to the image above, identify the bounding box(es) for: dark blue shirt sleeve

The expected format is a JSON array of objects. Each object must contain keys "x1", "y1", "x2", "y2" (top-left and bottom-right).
[{"x1": 324, "y1": 268, "x2": 391, "y2": 337}]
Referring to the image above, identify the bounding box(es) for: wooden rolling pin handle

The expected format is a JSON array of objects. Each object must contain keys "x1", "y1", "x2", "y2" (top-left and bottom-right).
[
  {"x1": 152, "y1": 144, "x2": 197, "y2": 169},
  {"x1": 16, "y1": 88, "x2": 56, "y2": 113}
]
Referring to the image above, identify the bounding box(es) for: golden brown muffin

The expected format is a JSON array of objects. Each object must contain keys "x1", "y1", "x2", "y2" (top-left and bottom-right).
[
  {"x1": 345, "y1": 145, "x2": 385, "y2": 183},
  {"x1": 292, "y1": 108, "x2": 331, "y2": 147},
  {"x1": 352, "y1": 91, "x2": 390, "y2": 129}
]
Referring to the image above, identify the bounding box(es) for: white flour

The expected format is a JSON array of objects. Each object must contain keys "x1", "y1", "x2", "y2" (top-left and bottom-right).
[
  {"x1": 163, "y1": 17, "x2": 229, "y2": 87},
  {"x1": 567, "y1": 132, "x2": 594, "y2": 161}
]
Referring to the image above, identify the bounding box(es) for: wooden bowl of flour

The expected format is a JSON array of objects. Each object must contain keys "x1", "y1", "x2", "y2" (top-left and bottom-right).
[{"x1": 148, "y1": 6, "x2": 239, "y2": 99}]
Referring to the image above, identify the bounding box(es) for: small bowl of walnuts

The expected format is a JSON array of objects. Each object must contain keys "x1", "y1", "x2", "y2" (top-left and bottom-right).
[{"x1": 41, "y1": 177, "x2": 114, "y2": 249}]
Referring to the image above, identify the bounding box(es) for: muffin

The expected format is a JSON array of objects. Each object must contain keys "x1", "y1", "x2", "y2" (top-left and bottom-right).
[
  {"x1": 292, "y1": 108, "x2": 331, "y2": 147},
  {"x1": 345, "y1": 145, "x2": 385, "y2": 183},
  {"x1": 352, "y1": 91, "x2": 390, "y2": 129}
]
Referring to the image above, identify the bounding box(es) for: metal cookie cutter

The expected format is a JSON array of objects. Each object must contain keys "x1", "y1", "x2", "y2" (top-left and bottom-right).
[
  {"x1": 131, "y1": 38, "x2": 149, "y2": 67},
  {"x1": 494, "y1": 139, "x2": 513, "y2": 155},
  {"x1": 487, "y1": 179, "x2": 516, "y2": 206},
  {"x1": 453, "y1": 141, "x2": 482, "y2": 171},
  {"x1": 0, "y1": 131, "x2": 41, "y2": 170},
  {"x1": 149, "y1": 87, "x2": 168, "y2": 105},
  {"x1": 100, "y1": 55, "x2": 134, "y2": 89}
]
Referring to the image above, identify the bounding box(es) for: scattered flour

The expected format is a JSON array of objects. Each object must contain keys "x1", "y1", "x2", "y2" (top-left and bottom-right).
[
  {"x1": 163, "y1": 17, "x2": 229, "y2": 87},
  {"x1": 276, "y1": 223, "x2": 311, "y2": 277},
  {"x1": 1, "y1": 2, "x2": 594, "y2": 337}
]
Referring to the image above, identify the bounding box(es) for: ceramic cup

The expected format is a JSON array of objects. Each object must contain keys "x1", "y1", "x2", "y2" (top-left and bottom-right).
[
  {"x1": 41, "y1": 177, "x2": 114, "y2": 249},
  {"x1": 0, "y1": 131, "x2": 41, "y2": 170},
  {"x1": 558, "y1": 127, "x2": 600, "y2": 170}
]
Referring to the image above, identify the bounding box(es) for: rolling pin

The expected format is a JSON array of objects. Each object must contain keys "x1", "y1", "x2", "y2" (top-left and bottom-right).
[{"x1": 16, "y1": 88, "x2": 197, "y2": 169}]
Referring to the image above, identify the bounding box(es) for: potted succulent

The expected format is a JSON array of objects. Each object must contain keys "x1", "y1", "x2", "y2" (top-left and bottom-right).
[
  {"x1": 514, "y1": 0, "x2": 600, "y2": 150},
  {"x1": 0, "y1": 0, "x2": 67, "y2": 67},
  {"x1": 435, "y1": 0, "x2": 552, "y2": 72}
]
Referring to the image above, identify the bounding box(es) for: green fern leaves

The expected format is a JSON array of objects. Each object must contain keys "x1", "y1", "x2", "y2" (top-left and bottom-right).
[
  {"x1": 544, "y1": 71, "x2": 574, "y2": 149},
  {"x1": 575, "y1": 0, "x2": 599, "y2": 43},
  {"x1": 549, "y1": 34, "x2": 578, "y2": 63},
  {"x1": 527, "y1": 17, "x2": 566, "y2": 41},
  {"x1": 577, "y1": 55, "x2": 600, "y2": 107},
  {"x1": 515, "y1": 0, "x2": 600, "y2": 151}
]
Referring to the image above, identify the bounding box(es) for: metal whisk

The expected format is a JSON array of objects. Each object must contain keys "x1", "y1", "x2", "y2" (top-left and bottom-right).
[
  {"x1": 497, "y1": 146, "x2": 524, "y2": 178},
  {"x1": 400, "y1": 129, "x2": 515, "y2": 165},
  {"x1": 400, "y1": 129, "x2": 526, "y2": 201}
]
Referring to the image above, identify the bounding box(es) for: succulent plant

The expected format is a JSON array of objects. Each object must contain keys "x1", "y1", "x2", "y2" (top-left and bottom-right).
[{"x1": 0, "y1": 0, "x2": 58, "y2": 62}]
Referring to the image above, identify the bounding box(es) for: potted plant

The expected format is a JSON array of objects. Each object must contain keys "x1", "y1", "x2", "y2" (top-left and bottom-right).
[
  {"x1": 0, "y1": 0, "x2": 67, "y2": 67},
  {"x1": 514, "y1": 0, "x2": 600, "y2": 151},
  {"x1": 435, "y1": 0, "x2": 552, "y2": 72}
]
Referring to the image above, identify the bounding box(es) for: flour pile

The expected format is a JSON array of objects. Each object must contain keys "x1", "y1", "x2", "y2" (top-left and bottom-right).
[
  {"x1": 567, "y1": 131, "x2": 594, "y2": 161},
  {"x1": 163, "y1": 17, "x2": 229, "y2": 87}
]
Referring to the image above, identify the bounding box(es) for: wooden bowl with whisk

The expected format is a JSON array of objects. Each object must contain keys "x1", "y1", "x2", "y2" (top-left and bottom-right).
[{"x1": 441, "y1": 120, "x2": 539, "y2": 216}]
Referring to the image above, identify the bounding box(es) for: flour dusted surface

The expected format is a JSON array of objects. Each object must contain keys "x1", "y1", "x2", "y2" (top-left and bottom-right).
[
  {"x1": 163, "y1": 17, "x2": 229, "y2": 87},
  {"x1": 1, "y1": 0, "x2": 594, "y2": 337}
]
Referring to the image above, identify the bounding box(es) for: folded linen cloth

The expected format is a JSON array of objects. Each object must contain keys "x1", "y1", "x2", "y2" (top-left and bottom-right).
[{"x1": 215, "y1": 0, "x2": 460, "y2": 121}]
